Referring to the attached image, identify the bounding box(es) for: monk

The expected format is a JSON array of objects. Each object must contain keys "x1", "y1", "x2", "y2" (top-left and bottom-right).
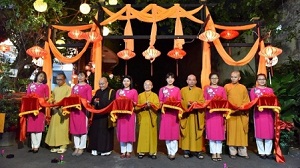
[
  {"x1": 180, "y1": 74, "x2": 205, "y2": 159},
  {"x1": 224, "y1": 71, "x2": 250, "y2": 159},
  {"x1": 136, "y1": 80, "x2": 160, "y2": 159}
]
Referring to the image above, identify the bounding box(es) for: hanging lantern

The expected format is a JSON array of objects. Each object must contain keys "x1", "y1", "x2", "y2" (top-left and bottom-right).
[
  {"x1": 84, "y1": 31, "x2": 102, "y2": 42},
  {"x1": 32, "y1": 57, "x2": 44, "y2": 67},
  {"x1": 33, "y1": 0, "x2": 47, "y2": 12},
  {"x1": 220, "y1": 30, "x2": 239, "y2": 40},
  {"x1": 198, "y1": 30, "x2": 220, "y2": 42},
  {"x1": 102, "y1": 26, "x2": 110, "y2": 36},
  {"x1": 117, "y1": 49, "x2": 136, "y2": 75},
  {"x1": 68, "y1": 30, "x2": 84, "y2": 40},
  {"x1": 266, "y1": 56, "x2": 278, "y2": 67},
  {"x1": 143, "y1": 46, "x2": 161, "y2": 76},
  {"x1": 142, "y1": 46, "x2": 161, "y2": 63},
  {"x1": 0, "y1": 44, "x2": 10, "y2": 53},
  {"x1": 26, "y1": 46, "x2": 47, "y2": 58},
  {"x1": 56, "y1": 39, "x2": 65, "y2": 49},
  {"x1": 117, "y1": 49, "x2": 136, "y2": 60},
  {"x1": 79, "y1": 3, "x2": 91, "y2": 14},
  {"x1": 167, "y1": 48, "x2": 186, "y2": 59},
  {"x1": 259, "y1": 45, "x2": 282, "y2": 59},
  {"x1": 167, "y1": 48, "x2": 187, "y2": 76}
]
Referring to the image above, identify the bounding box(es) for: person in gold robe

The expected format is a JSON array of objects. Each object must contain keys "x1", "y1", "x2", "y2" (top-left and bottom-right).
[
  {"x1": 136, "y1": 80, "x2": 160, "y2": 159},
  {"x1": 179, "y1": 74, "x2": 205, "y2": 159},
  {"x1": 45, "y1": 73, "x2": 71, "y2": 153},
  {"x1": 224, "y1": 71, "x2": 250, "y2": 159}
]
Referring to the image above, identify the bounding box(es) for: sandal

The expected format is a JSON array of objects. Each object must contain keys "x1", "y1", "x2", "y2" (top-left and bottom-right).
[
  {"x1": 217, "y1": 157, "x2": 222, "y2": 161},
  {"x1": 183, "y1": 154, "x2": 190, "y2": 158},
  {"x1": 150, "y1": 155, "x2": 157, "y2": 159},
  {"x1": 212, "y1": 157, "x2": 218, "y2": 162},
  {"x1": 50, "y1": 148, "x2": 59, "y2": 153},
  {"x1": 196, "y1": 153, "x2": 204, "y2": 159},
  {"x1": 138, "y1": 154, "x2": 145, "y2": 159},
  {"x1": 126, "y1": 152, "x2": 131, "y2": 158},
  {"x1": 229, "y1": 155, "x2": 236, "y2": 159},
  {"x1": 120, "y1": 153, "x2": 126, "y2": 159},
  {"x1": 57, "y1": 148, "x2": 66, "y2": 154}
]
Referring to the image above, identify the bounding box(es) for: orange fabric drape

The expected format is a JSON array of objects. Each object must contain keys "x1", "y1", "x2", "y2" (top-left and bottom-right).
[
  {"x1": 257, "y1": 40, "x2": 267, "y2": 75},
  {"x1": 43, "y1": 42, "x2": 52, "y2": 96}
]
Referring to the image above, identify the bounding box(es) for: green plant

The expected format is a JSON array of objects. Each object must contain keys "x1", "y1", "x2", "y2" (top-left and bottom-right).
[
  {"x1": 279, "y1": 130, "x2": 294, "y2": 147},
  {"x1": 0, "y1": 99, "x2": 20, "y2": 132},
  {"x1": 102, "y1": 73, "x2": 122, "y2": 90}
]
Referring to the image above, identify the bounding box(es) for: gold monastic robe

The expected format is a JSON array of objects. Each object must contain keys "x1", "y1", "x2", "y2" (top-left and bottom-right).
[
  {"x1": 179, "y1": 86, "x2": 205, "y2": 152},
  {"x1": 136, "y1": 91, "x2": 160, "y2": 154},
  {"x1": 224, "y1": 83, "x2": 250, "y2": 146},
  {"x1": 45, "y1": 83, "x2": 71, "y2": 147}
]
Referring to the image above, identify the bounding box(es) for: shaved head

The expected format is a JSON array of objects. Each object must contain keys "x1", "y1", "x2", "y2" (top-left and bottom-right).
[
  {"x1": 186, "y1": 74, "x2": 197, "y2": 87},
  {"x1": 231, "y1": 71, "x2": 240, "y2": 77}
]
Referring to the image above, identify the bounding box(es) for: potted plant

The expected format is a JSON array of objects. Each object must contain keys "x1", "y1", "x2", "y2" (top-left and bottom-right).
[{"x1": 279, "y1": 129, "x2": 294, "y2": 155}]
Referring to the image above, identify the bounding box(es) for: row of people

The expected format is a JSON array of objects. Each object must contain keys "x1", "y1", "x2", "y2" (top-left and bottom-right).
[{"x1": 24, "y1": 71, "x2": 275, "y2": 161}]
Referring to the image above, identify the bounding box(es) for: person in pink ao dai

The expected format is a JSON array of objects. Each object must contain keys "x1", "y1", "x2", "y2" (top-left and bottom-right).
[
  {"x1": 116, "y1": 75, "x2": 138, "y2": 159},
  {"x1": 250, "y1": 74, "x2": 275, "y2": 160},
  {"x1": 159, "y1": 73, "x2": 181, "y2": 160},
  {"x1": 70, "y1": 72, "x2": 92, "y2": 156},
  {"x1": 26, "y1": 71, "x2": 49, "y2": 153},
  {"x1": 204, "y1": 73, "x2": 227, "y2": 161}
]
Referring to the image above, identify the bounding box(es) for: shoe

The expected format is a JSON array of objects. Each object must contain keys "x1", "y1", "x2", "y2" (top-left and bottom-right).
[
  {"x1": 72, "y1": 148, "x2": 78, "y2": 156},
  {"x1": 266, "y1": 154, "x2": 274, "y2": 160},
  {"x1": 168, "y1": 155, "x2": 175, "y2": 160},
  {"x1": 76, "y1": 149, "x2": 84, "y2": 156},
  {"x1": 229, "y1": 155, "x2": 236, "y2": 159},
  {"x1": 33, "y1": 149, "x2": 39, "y2": 153},
  {"x1": 101, "y1": 151, "x2": 112, "y2": 156},
  {"x1": 57, "y1": 148, "x2": 66, "y2": 154},
  {"x1": 195, "y1": 153, "x2": 204, "y2": 159},
  {"x1": 138, "y1": 154, "x2": 145, "y2": 159},
  {"x1": 28, "y1": 149, "x2": 34, "y2": 153},
  {"x1": 149, "y1": 155, "x2": 157, "y2": 159},
  {"x1": 212, "y1": 157, "x2": 218, "y2": 162},
  {"x1": 212, "y1": 154, "x2": 217, "y2": 162},
  {"x1": 120, "y1": 153, "x2": 126, "y2": 159},
  {"x1": 126, "y1": 152, "x2": 131, "y2": 158},
  {"x1": 217, "y1": 157, "x2": 222, "y2": 161},
  {"x1": 259, "y1": 154, "x2": 266, "y2": 159},
  {"x1": 50, "y1": 148, "x2": 59, "y2": 153},
  {"x1": 91, "y1": 150, "x2": 98, "y2": 156},
  {"x1": 239, "y1": 155, "x2": 250, "y2": 159}
]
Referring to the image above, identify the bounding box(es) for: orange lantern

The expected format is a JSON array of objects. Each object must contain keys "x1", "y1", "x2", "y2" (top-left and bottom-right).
[
  {"x1": 167, "y1": 48, "x2": 187, "y2": 76},
  {"x1": 220, "y1": 30, "x2": 239, "y2": 40},
  {"x1": 0, "y1": 44, "x2": 10, "y2": 52},
  {"x1": 26, "y1": 46, "x2": 47, "y2": 58},
  {"x1": 198, "y1": 30, "x2": 220, "y2": 42},
  {"x1": 259, "y1": 45, "x2": 282, "y2": 59},
  {"x1": 117, "y1": 49, "x2": 136, "y2": 75},
  {"x1": 68, "y1": 30, "x2": 84, "y2": 40},
  {"x1": 84, "y1": 31, "x2": 102, "y2": 42},
  {"x1": 142, "y1": 46, "x2": 161, "y2": 76}
]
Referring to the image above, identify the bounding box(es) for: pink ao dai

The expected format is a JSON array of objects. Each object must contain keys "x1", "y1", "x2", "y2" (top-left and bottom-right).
[
  {"x1": 250, "y1": 87, "x2": 274, "y2": 139},
  {"x1": 204, "y1": 86, "x2": 227, "y2": 141}
]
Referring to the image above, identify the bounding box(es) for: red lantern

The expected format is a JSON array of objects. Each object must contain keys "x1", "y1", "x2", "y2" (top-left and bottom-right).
[
  {"x1": 0, "y1": 45, "x2": 10, "y2": 52},
  {"x1": 198, "y1": 30, "x2": 220, "y2": 42},
  {"x1": 220, "y1": 30, "x2": 239, "y2": 40},
  {"x1": 117, "y1": 49, "x2": 136, "y2": 75},
  {"x1": 167, "y1": 48, "x2": 187, "y2": 76},
  {"x1": 167, "y1": 48, "x2": 186, "y2": 59},
  {"x1": 84, "y1": 31, "x2": 102, "y2": 42},
  {"x1": 259, "y1": 45, "x2": 282, "y2": 59},
  {"x1": 68, "y1": 30, "x2": 84, "y2": 40},
  {"x1": 26, "y1": 46, "x2": 47, "y2": 58}
]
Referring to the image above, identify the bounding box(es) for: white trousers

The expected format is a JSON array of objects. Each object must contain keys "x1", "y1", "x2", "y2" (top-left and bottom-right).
[
  {"x1": 209, "y1": 140, "x2": 223, "y2": 154},
  {"x1": 120, "y1": 142, "x2": 133, "y2": 153},
  {"x1": 256, "y1": 138, "x2": 273, "y2": 155},
  {"x1": 31, "y1": 132, "x2": 42, "y2": 149},
  {"x1": 73, "y1": 134, "x2": 87, "y2": 149},
  {"x1": 166, "y1": 140, "x2": 178, "y2": 156}
]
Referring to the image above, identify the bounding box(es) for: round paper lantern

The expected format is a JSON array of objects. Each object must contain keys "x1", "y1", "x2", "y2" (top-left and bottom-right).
[
  {"x1": 117, "y1": 49, "x2": 136, "y2": 60},
  {"x1": 26, "y1": 46, "x2": 47, "y2": 58},
  {"x1": 109, "y1": 0, "x2": 118, "y2": 5},
  {"x1": 33, "y1": 0, "x2": 47, "y2": 12},
  {"x1": 220, "y1": 30, "x2": 239, "y2": 40},
  {"x1": 0, "y1": 44, "x2": 10, "y2": 52},
  {"x1": 259, "y1": 45, "x2": 282, "y2": 59},
  {"x1": 68, "y1": 30, "x2": 84, "y2": 40},
  {"x1": 142, "y1": 46, "x2": 161, "y2": 63},
  {"x1": 84, "y1": 31, "x2": 102, "y2": 42},
  {"x1": 198, "y1": 30, "x2": 220, "y2": 42},
  {"x1": 167, "y1": 48, "x2": 186, "y2": 59},
  {"x1": 79, "y1": 3, "x2": 91, "y2": 14}
]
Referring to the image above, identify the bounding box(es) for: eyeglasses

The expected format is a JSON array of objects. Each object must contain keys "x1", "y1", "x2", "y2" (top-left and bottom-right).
[
  {"x1": 210, "y1": 78, "x2": 219, "y2": 80},
  {"x1": 56, "y1": 79, "x2": 64, "y2": 81},
  {"x1": 257, "y1": 79, "x2": 266, "y2": 81}
]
